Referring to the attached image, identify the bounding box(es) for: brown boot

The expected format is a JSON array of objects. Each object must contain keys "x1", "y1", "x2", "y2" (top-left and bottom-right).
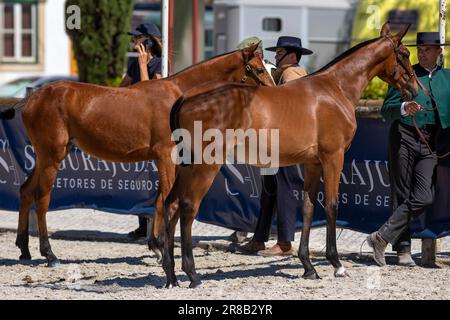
[
  {"x1": 367, "y1": 232, "x2": 388, "y2": 266},
  {"x1": 257, "y1": 241, "x2": 293, "y2": 257},
  {"x1": 397, "y1": 251, "x2": 417, "y2": 267},
  {"x1": 236, "y1": 238, "x2": 265, "y2": 254}
]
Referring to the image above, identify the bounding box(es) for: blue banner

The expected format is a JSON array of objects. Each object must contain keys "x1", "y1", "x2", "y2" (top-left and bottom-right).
[{"x1": 1, "y1": 110, "x2": 449, "y2": 238}]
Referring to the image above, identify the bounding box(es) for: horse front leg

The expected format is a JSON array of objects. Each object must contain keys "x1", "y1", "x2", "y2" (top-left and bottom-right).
[
  {"x1": 299, "y1": 164, "x2": 322, "y2": 279},
  {"x1": 148, "y1": 187, "x2": 163, "y2": 261},
  {"x1": 149, "y1": 156, "x2": 177, "y2": 260},
  {"x1": 322, "y1": 151, "x2": 349, "y2": 278}
]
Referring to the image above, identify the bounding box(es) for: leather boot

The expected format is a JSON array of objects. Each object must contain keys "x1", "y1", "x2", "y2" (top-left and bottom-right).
[
  {"x1": 397, "y1": 250, "x2": 417, "y2": 267},
  {"x1": 367, "y1": 232, "x2": 388, "y2": 266},
  {"x1": 236, "y1": 238, "x2": 265, "y2": 254},
  {"x1": 257, "y1": 241, "x2": 293, "y2": 257}
]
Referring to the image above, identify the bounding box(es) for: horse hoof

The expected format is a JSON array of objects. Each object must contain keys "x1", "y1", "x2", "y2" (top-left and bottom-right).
[
  {"x1": 19, "y1": 254, "x2": 32, "y2": 261},
  {"x1": 47, "y1": 260, "x2": 61, "y2": 268},
  {"x1": 334, "y1": 267, "x2": 350, "y2": 278},
  {"x1": 302, "y1": 270, "x2": 321, "y2": 280},
  {"x1": 189, "y1": 281, "x2": 203, "y2": 289},
  {"x1": 165, "y1": 281, "x2": 180, "y2": 289}
]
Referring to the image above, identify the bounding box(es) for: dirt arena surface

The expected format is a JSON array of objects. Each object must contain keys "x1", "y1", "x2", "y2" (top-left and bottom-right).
[{"x1": 1, "y1": 229, "x2": 450, "y2": 300}]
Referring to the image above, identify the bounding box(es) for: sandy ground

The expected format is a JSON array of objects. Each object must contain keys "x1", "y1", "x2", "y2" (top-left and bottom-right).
[{"x1": 1, "y1": 230, "x2": 450, "y2": 300}]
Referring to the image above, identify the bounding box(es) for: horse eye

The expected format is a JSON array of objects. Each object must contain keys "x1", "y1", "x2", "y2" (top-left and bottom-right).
[{"x1": 257, "y1": 67, "x2": 264, "y2": 74}]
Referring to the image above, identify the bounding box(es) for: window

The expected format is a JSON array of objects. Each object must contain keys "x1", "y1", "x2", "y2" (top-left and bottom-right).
[
  {"x1": 0, "y1": 1, "x2": 38, "y2": 63},
  {"x1": 262, "y1": 18, "x2": 282, "y2": 32},
  {"x1": 204, "y1": 9, "x2": 214, "y2": 60}
]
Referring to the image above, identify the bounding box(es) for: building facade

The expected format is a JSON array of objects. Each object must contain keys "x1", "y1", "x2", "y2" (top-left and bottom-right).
[{"x1": 0, "y1": 0, "x2": 72, "y2": 86}]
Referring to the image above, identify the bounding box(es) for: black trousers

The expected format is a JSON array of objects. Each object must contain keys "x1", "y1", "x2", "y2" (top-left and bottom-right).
[
  {"x1": 138, "y1": 216, "x2": 148, "y2": 229},
  {"x1": 379, "y1": 121, "x2": 437, "y2": 250},
  {"x1": 253, "y1": 166, "x2": 298, "y2": 242},
  {"x1": 434, "y1": 126, "x2": 450, "y2": 215}
]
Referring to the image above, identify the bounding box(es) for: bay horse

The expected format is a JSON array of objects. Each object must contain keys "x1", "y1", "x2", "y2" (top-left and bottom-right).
[
  {"x1": 162, "y1": 23, "x2": 419, "y2": 288},
  {"x1": 0, "y1": 43, "x2": 274, "y2": 267}
]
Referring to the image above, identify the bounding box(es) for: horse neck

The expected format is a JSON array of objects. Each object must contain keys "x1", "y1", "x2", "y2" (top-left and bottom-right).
[
  {"x1": 170, "y1": 52, "x2": 242, "y2": 92},
  {"x1": 325, "y1": 40, "x2": 391, "y2": 106}
]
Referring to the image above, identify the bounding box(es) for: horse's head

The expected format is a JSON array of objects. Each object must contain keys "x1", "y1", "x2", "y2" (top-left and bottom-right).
[
  {"x1": 237, "y1": 42, "x2": 275, "y2": 86},
  {"x1": 378, "y1": 22, "x2": 419, "y2": 101}
]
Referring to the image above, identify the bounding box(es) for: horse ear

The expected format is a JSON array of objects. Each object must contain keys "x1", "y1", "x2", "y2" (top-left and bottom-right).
[
  {"x1": 380, "y1": 21, "x2": 391, "y2": 36},
  {"x1": 243, "y1": 42, "x2": 259, "y2": 60},
  {"x1": 394, "y1": 24, "x2": 411, "y2": 42}
]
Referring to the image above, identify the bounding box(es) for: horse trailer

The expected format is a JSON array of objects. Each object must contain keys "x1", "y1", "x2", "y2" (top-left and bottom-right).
[{"x1": 213, "y1": 0, "x2": 358, "y2": 72}]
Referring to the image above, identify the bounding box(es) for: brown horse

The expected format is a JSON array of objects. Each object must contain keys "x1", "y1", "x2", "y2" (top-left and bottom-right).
[
  {"x1": 0, "y1": 43, "x2": 274, "y2": 267},
  {"x1": 162, "y1": 23, "x2": 419, "y2": 288}
]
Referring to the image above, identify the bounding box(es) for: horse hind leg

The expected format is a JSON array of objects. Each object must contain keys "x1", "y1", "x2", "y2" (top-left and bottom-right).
[
  {"x1": 160, "y1": 173, "x2": 184, "y2": 288},
  {"x1": 148, "y1": 155, "x2": 177, "y2": 263},
  {"x1": 177, "y1": 164, "x2": 222, "y2": 289},
  {"x1": 16, "y1": 168, "x2": 38, "y2": 261},
  {"x1": 299, "y1": 164, "x2": 322, "y2": 280},
  {"x1": 34, "y1": 143, "x2": 71, "y2": 267},
  {"x1": 33, "y1": 162, "x2": 61, "y2": 267},
  {"x1": 148, "y1": 187, "x2": 163, "y2": 260}
]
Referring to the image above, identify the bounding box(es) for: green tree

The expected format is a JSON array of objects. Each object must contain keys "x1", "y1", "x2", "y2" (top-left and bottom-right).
[
  {"x1": 65, "y1": 0, "x2": 134, "y2": 85},
  {"x1": 361, "y1": 77, "x2": 389, "y2": 100}
]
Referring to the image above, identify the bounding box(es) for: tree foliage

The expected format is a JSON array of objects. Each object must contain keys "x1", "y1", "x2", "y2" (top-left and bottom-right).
[
  {"x1": 65, "y1": 0, "x2": 134, "y2": 85},
  {"x1": 361, "y1": 77, "x2": 388, "y2": 100}
]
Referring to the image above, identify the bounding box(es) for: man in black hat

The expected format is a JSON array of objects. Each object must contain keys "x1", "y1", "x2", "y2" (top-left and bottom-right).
[
  {"x1": 238, "y1": 36, "x2": 313, "y2": 256},
  {"x1": 266, "y1": 36, "x2": 313, "y2": 85},
  {"x1": 120, "y1": 23, "x2": 162, "y2": 88},
  {"x1": 368, "y1": 32, "x2": 450, "y2": 266}
]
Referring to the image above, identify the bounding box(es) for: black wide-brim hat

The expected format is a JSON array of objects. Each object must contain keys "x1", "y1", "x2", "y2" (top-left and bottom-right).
[
  {"x1": 406, "y1": 32, "x2": 450, "y2": 46},
  {"x1": 265, "y1": 36, "x2": 313, "y2": 55}
]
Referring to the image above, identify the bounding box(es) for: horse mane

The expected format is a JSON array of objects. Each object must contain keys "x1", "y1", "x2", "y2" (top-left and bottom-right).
[
  {"x1": 183, "y1": 82, "x2": 256, "y2": 105},
  {"x1": 307, "y1": 37, "x2": 382, "y2": 77},
  {"x1": 170, "y1": 50, "x2": 241, "y2": 78}
]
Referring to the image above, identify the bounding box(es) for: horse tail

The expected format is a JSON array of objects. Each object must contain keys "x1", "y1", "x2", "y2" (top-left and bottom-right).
[
  {"x1": 0, "y1": 89, "x2": 35, "y2": 120},
  {"x1": 0, "y1": 108, "x2": 16, "y2": 120},
  {"x1": 170, "y1": 96, "x2": 185, "y2": 137},
  {"x1": 169, "y1": 96, "x2": 192, "y2": 167}
]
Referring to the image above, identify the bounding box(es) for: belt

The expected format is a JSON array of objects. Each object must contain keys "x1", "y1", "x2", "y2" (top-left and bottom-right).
[{"x1": 400, "y1": 122, "x2": 437, "y2": 141}]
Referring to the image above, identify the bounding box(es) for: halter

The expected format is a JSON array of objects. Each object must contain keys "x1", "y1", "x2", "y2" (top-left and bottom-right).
[
  {"x1": 386, "y1": 35, "x2": 449, "y2": 159},
  {"x1": 385, "y1": 35, "x2": 416, "y2": 83},
  {"x1": 240, "y1": 50, "x2": 267, "y2": 85}
]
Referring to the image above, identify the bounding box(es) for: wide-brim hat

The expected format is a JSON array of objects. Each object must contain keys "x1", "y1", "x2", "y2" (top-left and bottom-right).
[
  {"x1": 128, "y1": 23, "x2": 161, "y2": 38},
  {"x1": 406, "y1": 32, "x2": 450, "y2": 46},
  {"x1": 236, "y1": 36, "x2": 262, "y2": 50},
  {"x1": 265, "y1": 36, "x2": 313, "y2": 55}
]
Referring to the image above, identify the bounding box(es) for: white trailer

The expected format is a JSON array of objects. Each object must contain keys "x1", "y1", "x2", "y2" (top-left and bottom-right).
[{"x1": 214, "y1": 0, "x2": 358, "y2": 72}]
